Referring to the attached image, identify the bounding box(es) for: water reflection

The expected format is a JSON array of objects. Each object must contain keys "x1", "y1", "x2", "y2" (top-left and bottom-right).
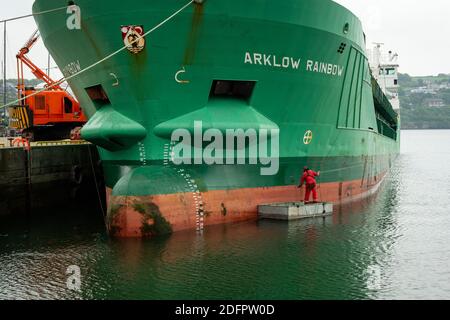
[
  {"x1": 0, "y1": 175, "x2": 400, "y2": 300},
  {"x1": 1, "y1": 131, "x2": 450, "y2": 299}
]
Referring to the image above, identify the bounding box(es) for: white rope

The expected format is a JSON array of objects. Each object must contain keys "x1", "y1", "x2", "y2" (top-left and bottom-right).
[
  {"x1": 0, "y1": 6, "x2": 69, "y2": 23},
  {"x1": 0, "y1": 0, "x2": 194, "y2": 110},
  {"x1": 320, "y1": 163, "x2": 364, "y2": 174}
]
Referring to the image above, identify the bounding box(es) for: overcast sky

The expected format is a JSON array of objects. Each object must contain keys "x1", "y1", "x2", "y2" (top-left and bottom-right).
[{"x1": 0, "y1": 0, "x2": 449, "y2": 79}]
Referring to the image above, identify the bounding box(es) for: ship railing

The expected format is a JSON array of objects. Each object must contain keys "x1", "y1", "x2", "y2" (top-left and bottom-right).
[
  {"x1": 32, "y1": 140, "x2": 90, "y2": 147},
  {"x1": 0, "y1": 139, "x2": 90, "y2": 149},
  {"x1": 371, "y1": 75, "x2": 398, "y2": 128},
  {"x1": 376, "y1": 117, "x2": 397, "y2": 140}
]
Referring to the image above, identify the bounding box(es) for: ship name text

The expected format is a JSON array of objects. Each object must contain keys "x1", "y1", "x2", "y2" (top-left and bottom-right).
[
  {"x1": 245, "y1": 52, "x2": 301, "y2": 70},
  {"x1": 244, "y1": 52, "x2": 344, "y2": 77},
  {"x1": 62, "y1": 60, "x2": 81, "y2": 77},
  {"x1": 306, "y1": 60, "x2": 344, "y2": 77}
]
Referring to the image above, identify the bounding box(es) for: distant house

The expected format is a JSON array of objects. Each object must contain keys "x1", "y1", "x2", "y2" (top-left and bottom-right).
[
  {"x1": 410, "y1": 87, "x2": 436, "y2": 94},
  {"x1": 424, "y1": 98, "x2": 445, "y2": 108},
  {"x1": 439, "y1": 82, "x2": 450, "y2": 90}
]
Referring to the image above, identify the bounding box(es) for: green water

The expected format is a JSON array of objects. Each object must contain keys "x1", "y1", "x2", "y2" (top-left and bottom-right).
[{"x1": 1, "y1": 130, "x2": 450, "y2": 300}]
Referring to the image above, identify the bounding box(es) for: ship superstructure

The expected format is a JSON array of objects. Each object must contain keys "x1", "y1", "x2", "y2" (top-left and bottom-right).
[{"x1": 369, "y1": 43, "x2": 400, "y2": 111}]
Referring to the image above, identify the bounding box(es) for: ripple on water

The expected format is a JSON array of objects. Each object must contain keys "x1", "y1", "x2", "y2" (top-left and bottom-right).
[{"x1": 2, "y1": 130, "x2": 450, "y2": 299}]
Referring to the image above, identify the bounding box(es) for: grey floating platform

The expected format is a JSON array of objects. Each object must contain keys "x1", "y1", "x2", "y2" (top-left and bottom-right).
[{"x1": 258, "y1": 202, "x2": 333, "y2": 221}]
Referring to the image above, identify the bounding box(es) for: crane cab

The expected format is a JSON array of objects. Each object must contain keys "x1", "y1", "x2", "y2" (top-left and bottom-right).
[
  {"x1": 22, "y1": 88, "x2": 84, "y2": 125},
  {"x1": 9, "y1": 88, "x2": 86, "y2": 140}
]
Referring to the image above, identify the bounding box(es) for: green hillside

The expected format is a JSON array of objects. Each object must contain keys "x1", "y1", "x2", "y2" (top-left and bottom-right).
[{"x1": 399, "y1": 73, "x2": 450, "y2": 129}]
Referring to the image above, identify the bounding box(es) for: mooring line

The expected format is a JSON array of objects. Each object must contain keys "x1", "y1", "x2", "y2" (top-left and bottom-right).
[
  {"x1": 87, "y1": 144, "x2": 108, "y2": 232},
  {"x1": 0, "y1": 6, "x2": 69, "y2": 23}
]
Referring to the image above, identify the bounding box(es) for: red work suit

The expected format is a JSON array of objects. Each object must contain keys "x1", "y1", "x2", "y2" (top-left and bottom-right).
[{"x1": 300, "y1": 170, "x2": 320, "y2": 203}]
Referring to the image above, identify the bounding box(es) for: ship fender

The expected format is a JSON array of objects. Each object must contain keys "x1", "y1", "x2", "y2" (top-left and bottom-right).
[{"x1": 70, "y1": 165, "x2": 83, "y2": 185}]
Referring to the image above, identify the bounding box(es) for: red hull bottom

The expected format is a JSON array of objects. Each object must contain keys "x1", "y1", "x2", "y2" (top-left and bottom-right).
[{"x1": 106, "y1": 173, "x2": 385, "y2": 238}]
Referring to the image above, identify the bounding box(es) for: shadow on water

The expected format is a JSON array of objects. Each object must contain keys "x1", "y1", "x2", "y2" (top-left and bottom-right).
[
  {"x1": 0, "y1": 183, "x2": 106, "y2": 238},
  {"x1": 0, "y1": 202, "x2": 106, "y2": 300}
]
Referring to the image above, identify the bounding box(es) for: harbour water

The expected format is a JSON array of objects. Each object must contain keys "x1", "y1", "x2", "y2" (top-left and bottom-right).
[{"x1": 1, "y1": 130, "x2": 450, "y2": 300}]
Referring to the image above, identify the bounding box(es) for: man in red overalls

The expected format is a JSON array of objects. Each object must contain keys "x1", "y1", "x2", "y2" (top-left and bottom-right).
[{"x1": 298, "y1": 166, "x2": 320, "y2": 204}]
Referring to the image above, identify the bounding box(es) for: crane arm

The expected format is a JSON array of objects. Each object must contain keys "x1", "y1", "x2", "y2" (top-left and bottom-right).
[
  {"x1": 18, "y1": 55, "x2": 63, "y2": 90},
  {"x1": 18, "y1": 30, "x2": 40, "y2": 56},
  {"x1": 16, "y1": 29, "x2": 62, "y2": 90}
]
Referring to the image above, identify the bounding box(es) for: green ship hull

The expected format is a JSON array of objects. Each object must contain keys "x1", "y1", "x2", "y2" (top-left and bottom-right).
[{"x1": 33, "y1": 0, "x2": 400, "y2": 237}]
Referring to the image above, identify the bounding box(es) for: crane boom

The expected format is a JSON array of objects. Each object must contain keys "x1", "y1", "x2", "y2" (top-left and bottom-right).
[
  {"x1": 16, "y1": 29, "x2": 63, "y2": 98},
  {"x1": 18, "y1": 55, "x2": 63, "y2": 90},
  {"x1": 19, "y1": 30, "x2": 40, "y2": 55}
]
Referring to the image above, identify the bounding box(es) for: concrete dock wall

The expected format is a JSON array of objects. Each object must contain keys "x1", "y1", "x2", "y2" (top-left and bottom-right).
[{"x1": 0, "y1": 143, "x2": 104, "y2": 216}]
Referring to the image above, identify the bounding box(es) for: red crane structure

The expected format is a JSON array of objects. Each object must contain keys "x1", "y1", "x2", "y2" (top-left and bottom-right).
[{"x1": 9, "y1": 30, "x2": 86, "y2": 140}]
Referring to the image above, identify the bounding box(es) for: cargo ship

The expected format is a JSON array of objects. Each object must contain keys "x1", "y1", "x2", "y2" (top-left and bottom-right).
[{"x1": 33, "y1": 0, "x2": 400, "y2": 238}]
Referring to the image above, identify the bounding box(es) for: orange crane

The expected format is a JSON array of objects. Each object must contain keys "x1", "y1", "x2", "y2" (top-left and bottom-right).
[{"x1": 9, "y1": 30, "x2": 86, "y2": 141}]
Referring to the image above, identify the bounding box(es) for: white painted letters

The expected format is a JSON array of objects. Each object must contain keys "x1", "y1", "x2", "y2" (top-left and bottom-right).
[{"x1": 244, "y1": 52, "x2": 344, "y2": 77}]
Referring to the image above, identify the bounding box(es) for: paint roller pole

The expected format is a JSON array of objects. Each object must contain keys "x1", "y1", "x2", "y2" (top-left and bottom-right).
[
  {"x1": 47, "y1": 53, "x2": 50, "y2": 77},
  {"x1": 3, "y1": 21, "x2": 6, "y2": 107}
]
